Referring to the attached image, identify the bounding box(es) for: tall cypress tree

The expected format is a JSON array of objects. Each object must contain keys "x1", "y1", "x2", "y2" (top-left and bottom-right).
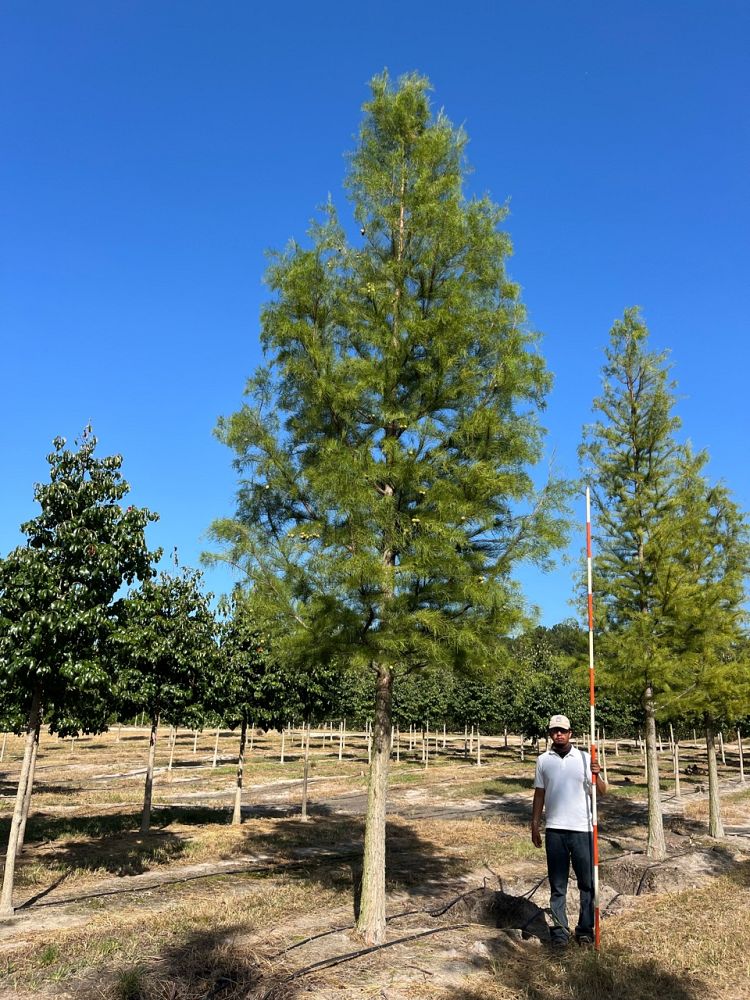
[
  {"x1": 211, "y1": 73, "x2": 568, "y2": 942},
  {"x1": 580, "y1": 307, "x2": 689, "y2": 859},
  {"x1": 669, "y1": 452, "x2": 750, "y2": 836}
]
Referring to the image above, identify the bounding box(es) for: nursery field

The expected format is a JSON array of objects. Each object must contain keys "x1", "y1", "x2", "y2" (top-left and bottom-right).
[{"x1": 1, "y1": 726, "x2": 749, "y2": 1000}]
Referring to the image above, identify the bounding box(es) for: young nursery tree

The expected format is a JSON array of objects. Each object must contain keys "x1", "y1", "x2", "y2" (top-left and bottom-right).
[
  {"x1": 0, "y1": 431, "x2": 156, "y2": 915},
  {"x1": 668, "y1": 452, "x2": 750, "y2": 836},
  {"x1": 114, "y1": 568, "x2": 217, "y2": 833},
  {"x1": 210, "y1": 73, "x2": 568, "y2": 942},
  {"x1": 212, "y1": 596, "x2": 272, "y2": 824},
  {"x1": 581, "y1": 308, "x2": 695, "y2": 859}
]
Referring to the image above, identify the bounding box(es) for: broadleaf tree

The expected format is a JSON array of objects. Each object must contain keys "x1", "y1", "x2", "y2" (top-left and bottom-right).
[
  {"x1": 0, "y1": 431, "x2": 156, "y2": 915},
  {"x1": 114, "y1": 567, "x2": 217, "y2": 833},
  {"x1": 210, "y1": 73, "x2": 569, "y2": 943}
]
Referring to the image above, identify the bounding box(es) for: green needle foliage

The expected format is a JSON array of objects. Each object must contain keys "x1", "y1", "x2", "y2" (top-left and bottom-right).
[
  {"x1": 669, "y1": 451, "x2": 750, "y2": 834},
  {"x1": 210, "y1": 72, "x2": 569, "y2": 941},
  {"x1": 579, "y1": 307, "x2": 749, "y2": 855}
]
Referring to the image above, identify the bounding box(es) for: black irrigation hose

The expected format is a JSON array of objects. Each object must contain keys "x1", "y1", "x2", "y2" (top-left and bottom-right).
[
  {"x1": 272, "y1": 884, "x2": 496, "y2": 959},
  {"x1": 281, "y1": 923, "x2": 471, "y2": 982}
]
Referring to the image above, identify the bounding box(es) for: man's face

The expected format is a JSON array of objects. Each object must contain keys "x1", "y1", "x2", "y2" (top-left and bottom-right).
[{"x1": 549, "y1": 726, "x2": 571, "y2": 749}]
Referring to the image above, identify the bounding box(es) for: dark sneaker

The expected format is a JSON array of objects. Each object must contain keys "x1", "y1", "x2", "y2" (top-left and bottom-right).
[
  {"x1": 550, "y1": 937, "x2": 569, "y2": 950},
  {"x1": 575, "y1": 933, "x2": 594, "y2": 947}
]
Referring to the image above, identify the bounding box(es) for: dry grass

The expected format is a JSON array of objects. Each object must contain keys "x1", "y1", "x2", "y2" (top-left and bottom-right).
[
  {"x1": 1, "y1": 875, "x2": 343, "y2": 998},
  {"x1": 2, "y1": 727, "x2": 749, "y2": 1000},
  {"x1": 683, "y1": 786, "x2": 750, "y2": 824}
]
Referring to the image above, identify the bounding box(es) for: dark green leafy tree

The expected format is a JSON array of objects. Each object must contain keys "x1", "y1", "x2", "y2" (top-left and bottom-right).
[
  {"x1": 0, "y1": 431, "x2": 156, "y2": 915},
  {"x1": 505, "y1": 630, "x2": 587, "y2": 742},
  {"x1": 581, "y1": 308, "x2": 697, "y2": 859},
  {"x1": 114, "y1": 568, "x2": 217, "y2": 833},
  {"x1": 210, "y1": 73, "x2": 569, "y2": 942},
  {"x1": 211, "y1": 596, "x2": 271, "y2": 825},
  {"x1": 392, "y1": 664, "x2": 453, "y2": 732}
]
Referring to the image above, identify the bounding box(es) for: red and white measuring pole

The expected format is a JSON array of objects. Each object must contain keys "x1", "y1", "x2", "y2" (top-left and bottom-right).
[{"x1": 586, "y1": 486, "x2": 601, "y2": 950}]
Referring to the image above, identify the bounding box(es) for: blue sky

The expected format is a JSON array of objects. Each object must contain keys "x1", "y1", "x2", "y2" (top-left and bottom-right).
[{"x1": 2, "y1": 2, "x2": 748, "y2": 625}]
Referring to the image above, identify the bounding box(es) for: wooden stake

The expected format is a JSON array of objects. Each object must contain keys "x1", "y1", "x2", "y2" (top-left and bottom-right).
[
  {"x1": 719, "y1": 730, "x2": 726, "y2": 765},
  {"x1": 212, "y1": 728, "x2": 220, "y2": 768}
]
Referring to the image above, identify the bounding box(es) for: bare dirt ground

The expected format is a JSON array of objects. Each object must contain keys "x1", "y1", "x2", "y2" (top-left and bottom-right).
[{"x1": 1, "y1": 727, "x2": 749, "y2": 1000}]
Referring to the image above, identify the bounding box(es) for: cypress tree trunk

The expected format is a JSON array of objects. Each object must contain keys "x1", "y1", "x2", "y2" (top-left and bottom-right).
[
  {"x1": 0, "y1": 687, "x2": 42, "y2": 916},
  {"x1": 705, "y1": 717, "x2": 724, "y2": 838},
  {"x1": 16, "y1": 721, "x2": 41, "y2": 852},
  {"x1": 357, "y1": 663, "x2": 393, "y2": 945},
  {"x1": 301, "y1": 721, "x2": 310, "y2": 822},
  {"x1": 232, "y1": 717, "x2": 248, "y2": 826},
  {"x1": 141, "y1": 713, "x2": 159, "y2": 834},
  {"x1": 644, "y1": 684, "x2": 667, "y2": 859}
]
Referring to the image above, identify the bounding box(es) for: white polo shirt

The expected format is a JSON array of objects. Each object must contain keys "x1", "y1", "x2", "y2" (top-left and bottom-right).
[{"x1": 534, "y1": 745, "x2": 593, "y2": 832}]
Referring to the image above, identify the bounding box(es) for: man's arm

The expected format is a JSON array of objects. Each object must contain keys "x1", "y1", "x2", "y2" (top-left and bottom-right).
[
  {"x1": 591, "y1": 760, "x2": 607, "y2": 795},
  {"x1": 531, "y1": 788, "x2": 545, "y2": 847}
]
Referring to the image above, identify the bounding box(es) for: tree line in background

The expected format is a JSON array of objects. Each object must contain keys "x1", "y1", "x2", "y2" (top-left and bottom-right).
[{"x1": 2, "y1": 74, "x2": 749, "y2": 938}]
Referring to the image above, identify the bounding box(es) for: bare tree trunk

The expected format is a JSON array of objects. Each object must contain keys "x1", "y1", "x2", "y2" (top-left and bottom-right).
[
  {"x1": 232, "y1": 718, "x2": 248, "y2": 826},
  {"x1": 0, "y1": 733, "x2": 6, "y2": 763},
  {"x1": 141, "y1": 714, "x2": 159, "y2": 834},
  {"x1": 212, "y1": 727, "x2": 220, "y2": 768},
  {"x1": 718, "y1": 730, "x2": 726, "y2": 765},
  {"x1": 17, "y1": 722, "x2": 41, "y2": 852},
  {"x1": 672, "y1": 733, "x2": 681, "y2": 799},
  {"x1": 192, "y1": 731, "x2": 198, "y2": 754},
  {"x1": 357, "y1": 664, "x2": 393, "y2": 945},
  {"x1": 644, "y1": 684, "x2": 666, "y2": 859},
  {"x1": 301, "y1": 722, "x2": 311, "y2": 822},
  {"x1": 476, "y1": 730, "x2": 481, "y2": 767},
  {"x1": 738, "y1": 728, "x2": 745, "y2": 785},
  {"x1": 705, "y1": 718, "x2": 724, "y2": 838},
  {"x1": 1, "y1": 688, "x2": 42, "y2": 916},
  {"x1": 280, "y1": 727, "x2": 286, "y2": 764}
]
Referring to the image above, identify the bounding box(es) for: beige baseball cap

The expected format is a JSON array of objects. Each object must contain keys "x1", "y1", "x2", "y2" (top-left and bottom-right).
[{"x1": 548, "y1": 714, "x2": 571, "y2": 730}]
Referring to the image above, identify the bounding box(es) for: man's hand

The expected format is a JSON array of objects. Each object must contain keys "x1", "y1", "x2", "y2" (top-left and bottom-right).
[
  {"x1": 531, "y1": 823, "x2": 542, "y2": 848},
  {"x1": 591, "y1": 761, "x2": 602, "y2": 777}
]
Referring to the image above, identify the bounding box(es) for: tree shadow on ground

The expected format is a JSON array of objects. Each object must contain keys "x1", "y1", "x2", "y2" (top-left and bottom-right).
[
  {"x1": 455, "y1": 948, "x2": 701, "y2": 1000},
  {"x1": 74, "y1": 923, "x2": 298, "y2": 1000},
  {"x1": 25, "y1": 828, "x2": 189, "y2": 879},
  {"x1": 241, "y1": 805, "x2": 471, "y2": 921}
]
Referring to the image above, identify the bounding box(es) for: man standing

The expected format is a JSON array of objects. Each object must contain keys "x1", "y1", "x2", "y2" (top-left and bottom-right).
[{"x1": 531, "y1": 714, "x2": 606, "y2": 948}]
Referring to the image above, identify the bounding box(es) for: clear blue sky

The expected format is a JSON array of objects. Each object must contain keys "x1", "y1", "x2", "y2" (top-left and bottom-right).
[{"x1": 2, "y1": 2, "x2": 748, "y2": 625}]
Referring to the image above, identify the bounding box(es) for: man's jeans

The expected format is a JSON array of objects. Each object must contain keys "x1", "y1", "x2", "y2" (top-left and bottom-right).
[{"x1": 545, "y1": 828, "x2": 594, "y2": 942}]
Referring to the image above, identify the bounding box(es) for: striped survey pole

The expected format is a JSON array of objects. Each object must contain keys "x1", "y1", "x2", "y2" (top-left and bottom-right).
[{"x1": 586, "y1": 487, "x2": 601, "y2": 950}]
